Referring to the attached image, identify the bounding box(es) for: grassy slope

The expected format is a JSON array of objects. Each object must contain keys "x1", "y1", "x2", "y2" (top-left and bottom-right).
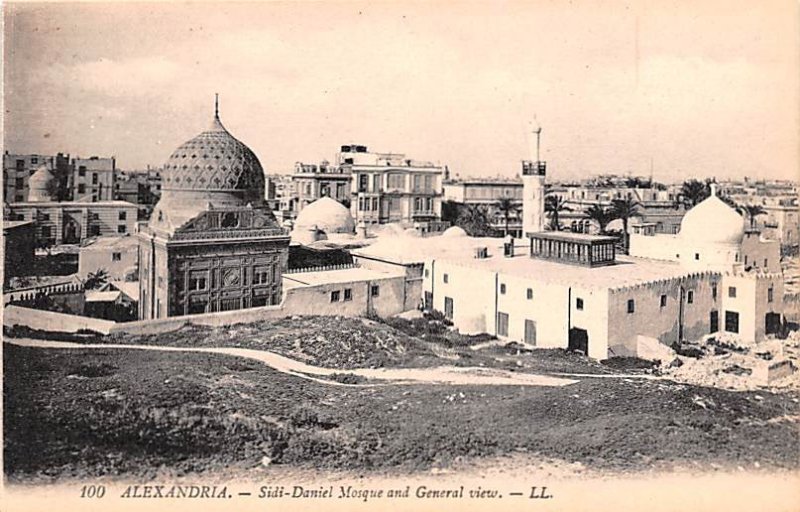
[{"x1": 4, "y1": 344, "x2": 799, "y2": 483}]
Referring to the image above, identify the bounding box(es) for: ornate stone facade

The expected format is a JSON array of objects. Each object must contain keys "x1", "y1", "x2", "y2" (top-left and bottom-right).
[{"x1": 138, "y1": 99, "x2": 289, "y2": 319}]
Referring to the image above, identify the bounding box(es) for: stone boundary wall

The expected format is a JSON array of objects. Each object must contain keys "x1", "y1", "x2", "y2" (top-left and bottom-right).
[
  {"x1": 3, "y1": 305, "x2": 116, "y2": 334},
  {"x1": 3, "y1": 272, "x2": 409, "y2": 338}
]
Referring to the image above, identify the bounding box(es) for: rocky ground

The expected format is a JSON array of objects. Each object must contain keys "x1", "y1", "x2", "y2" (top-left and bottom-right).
[{"x1": 4, "y1": 316, "x2": 800, "y2": 483}]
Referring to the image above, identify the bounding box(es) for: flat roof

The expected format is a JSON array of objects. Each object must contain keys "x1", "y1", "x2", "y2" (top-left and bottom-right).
[
  {"x1": 354, "y1": 232, "x2": 712, "y2": 290},
  {"x1": 80, "y1": 236, "x2": 138, "y2": 250},
  {"x1": 3, "y1": 220, "x2": 33, "y2": 229},
  {"x1": 528, "y1": 231, "x2": 618, "y2": 243},
  {"x1": 282, "y1": 266, "x2": 405, "y2": 289}
]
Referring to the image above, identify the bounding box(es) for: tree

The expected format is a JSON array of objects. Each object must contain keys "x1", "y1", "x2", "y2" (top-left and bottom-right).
[
  {"x1": 678, "y1": 179, "x2": 709, "y2": 208},
  {"x1": 611, "y1": 197, "x2": 642, "y2": 251},
  {"x1": 456, "y1": 204, "x2": 497, "y2": 237},
  {"x1": 584, "y1": 204, "x2": 615, "y2": 234},
  {"x1": 84, "y1": 269, "x2": 110, "y2": 290},
  {"x1": 740, "y1": 204, "x2": 767, "y2": 229},
  {"x1": 545, "y1": 195, "x2": 570, "y2": 231},
  {"x1": 494, "y1": 197, "x2": 520, "y2": 237}
]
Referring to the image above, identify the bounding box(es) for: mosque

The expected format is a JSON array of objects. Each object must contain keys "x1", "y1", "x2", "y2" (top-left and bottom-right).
[
  {"x1": 353, "y1": 129, "x2": 786, "y2": 359},
  {"x1": 132, "y1": 105, "x2": 785, "y2": 360},
  {"x1": 137, "y1": 98, "x2": 290, "y2": 319}
]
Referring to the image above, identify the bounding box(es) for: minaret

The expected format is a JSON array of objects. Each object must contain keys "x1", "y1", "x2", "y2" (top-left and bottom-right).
[{"x1": 522, "y1": 119, "x2": 546, "y2": 236}]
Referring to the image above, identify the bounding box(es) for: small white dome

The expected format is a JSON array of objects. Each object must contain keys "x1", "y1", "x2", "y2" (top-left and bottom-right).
[
  {"x1": 680, "y1": 192, "x2": 744, "y2": 245},
  {"x1": 28, "y1": 165, "x2": 55, "y2": 202},
  {"x1": 293, "y1": 197, "x2": 355, "y2": 235},
  {"x1": 441, "y1": 226, "x2": 468, "y2": 238}
]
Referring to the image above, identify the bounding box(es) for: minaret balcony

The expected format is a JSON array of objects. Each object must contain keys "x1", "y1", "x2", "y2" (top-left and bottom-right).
[{"x1": 522, "y1": 161, "x2": 547, "y2": 176}]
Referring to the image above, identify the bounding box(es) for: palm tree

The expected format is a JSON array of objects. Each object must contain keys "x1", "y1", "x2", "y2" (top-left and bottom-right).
[
  {"x1": 585, "y1": 204, "x2": 615, "y2": 234},
  {"x1": 84, "y1": 269, "x2": 110, "y2": 290},
  {"x1": 678, "y1": 179, "x2": 709, "y2": 208},
  {"x1": 494, "y1": 197, "x2": 520, "y2": 237},
  {"x1": 611, "y1": 198, "x2": 641, "y2": 250},
  {"x1": 457, "y1": 204, "x2": 496, "y2": 237},
  {"x1": 545, "y1": 194, "x2": 570, "y2": 231},
  {"x1": 740, "y1": 204, "x2": 767, "y2": 229}
]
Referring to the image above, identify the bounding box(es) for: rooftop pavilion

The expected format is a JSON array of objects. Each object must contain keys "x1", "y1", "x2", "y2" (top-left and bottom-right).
[{"x1": 528, "y1": 231, "x2": 618, "y2": 267}]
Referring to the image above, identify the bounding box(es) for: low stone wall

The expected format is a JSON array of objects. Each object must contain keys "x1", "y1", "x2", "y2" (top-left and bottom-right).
[
  {"x1": 3, "y1": 305, "x2": 116, "y2": 335},
  {"x1": 4, "y1": 272, "x2": 412, "y2": 338}
]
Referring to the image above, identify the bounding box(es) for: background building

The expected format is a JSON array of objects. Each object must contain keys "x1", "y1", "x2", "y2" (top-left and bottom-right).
[
  {"x1": 3, "y1": 152, "x2": 73, "y2": 202},
  {"x1": 443, "y1": 178, "x2": 523, "y2": 236},
  {"x1": 6, "y1": 165, "x2": 137, "y2": 246},
  {"x1": 72, "y1": 156, "x2": 115, "y2": 202},
  {"x1": 340, "y1": 144, "x2": 445, "y2": 233},
  {"x1": 292, "y1": 160, "x2": 351, "y2": 211}
]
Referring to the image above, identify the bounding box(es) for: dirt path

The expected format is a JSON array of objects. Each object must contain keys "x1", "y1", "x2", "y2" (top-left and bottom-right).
[{"x1": 5, "y1": 337, "x2": 579, "y2": 387}]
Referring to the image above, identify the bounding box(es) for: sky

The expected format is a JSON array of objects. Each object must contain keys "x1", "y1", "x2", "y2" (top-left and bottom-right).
[{"x1": 3, "y1": 1, "x2": 799, "y2": 183}]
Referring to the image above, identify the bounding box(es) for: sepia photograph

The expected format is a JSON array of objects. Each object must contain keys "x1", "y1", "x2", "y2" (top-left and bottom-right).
[{"x1": 2, "y1": 1, "x2": 799, "y2": 511}]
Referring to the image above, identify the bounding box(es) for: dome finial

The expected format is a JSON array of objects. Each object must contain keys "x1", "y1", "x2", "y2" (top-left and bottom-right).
[{"x1": 214, "y1": 93, "x2": 219, "y2": 119}]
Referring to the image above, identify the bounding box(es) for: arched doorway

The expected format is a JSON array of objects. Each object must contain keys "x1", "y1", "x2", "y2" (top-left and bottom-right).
[{"x1": 63, "y1": 219, "x2": 80, "y2": 244}]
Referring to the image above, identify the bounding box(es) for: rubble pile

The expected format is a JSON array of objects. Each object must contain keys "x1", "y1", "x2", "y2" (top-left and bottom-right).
[{"x1": 661, "y1": 331, "x2": 800, "y2": 391}]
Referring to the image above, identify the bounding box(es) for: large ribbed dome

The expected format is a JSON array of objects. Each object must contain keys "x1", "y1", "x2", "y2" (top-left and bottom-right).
[
  {"x1": 294, "y1": 197, "x2": 355, "y2": 234},
  {"x1": 161, "y1": 100, "x2": 264, "y2": 205},
  {"x1": 28, "y1": 165, "x2": 55, "y2": 202},
  {"x1": 680, "y1": 187, "x2": 745, "y2": 245}
]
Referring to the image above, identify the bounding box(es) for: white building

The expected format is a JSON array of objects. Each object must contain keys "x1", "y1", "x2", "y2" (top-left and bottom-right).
[{"x1": 354, "y1": 136, "x2": 786, "y2": 360}]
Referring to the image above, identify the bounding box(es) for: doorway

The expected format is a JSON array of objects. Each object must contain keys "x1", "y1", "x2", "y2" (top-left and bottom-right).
[
  {"x1": 568, "y1": 328, "x2": 588, "y2": 354},
  {"x1": 765, "y1": 313, "x2": 782, "y2": 335}
]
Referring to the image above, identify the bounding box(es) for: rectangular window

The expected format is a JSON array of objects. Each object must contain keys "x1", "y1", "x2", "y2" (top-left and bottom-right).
[
  {"x1": 189, "y1": 272, "x2": 207, "y2": 291},
  {"x1": 118, "y1": 225, "x2": 127, "y2": 234},
  {"x1": 112, "y1": 252, "x2": 122, "y2": 261},
  {"x1": 31, "y1": 157, "x2": 38, "y2": 164},
  {"x1": 373, "y1": 174, "x2": 380, "y2": 192},
  {"x1": 15, "y1": 177, "x2": 23, "y2": 188},
  {"x1": 371, "y1": 285, "x2": 380, "y2": 297},
  {"x1": 444, "y1": 297, "x2": 454, "y2": 320},
  {"x1": 768, "y1": 287, "x2": 774, "y2": 303},
  {"x1": 358, "y1": 174, "x2": 368, "y2": 192},
  {"x1": 627, "y1": 299, "x2": 635, "y2": 313},
  {"x1": 92, "y1": 173, "x2": 98, "y2": 184},
  {"x1": 443, "y1": 273, "x2": 449, "y2": 284},
  {"x1": 728, "y1": 286, "x2": 736, "y2": 298},
  {"x1": 90, "y1": 225, "x2": 101, "y2": 236},
  {"x1": 497, "y1": 312, "x2": 509, "y2": 337},
  {"x1": 41, "y1": 213, "x2": 50, "y2": 221},
  {"x1": 712, "y1": 283, "x2": 718, "y2": 300},
  {"x1": 694, "y1": 253, "x2": 700, "y2": 260},
  {"x1": 710, "y1": 310, "x2": 719, "y2": 333},
  {"x1": 660, "y1": 294, "x2": 667, "y2": 308},
  {"x1": 526, "y1": 288, "x2": 533, "y2": 300},
  {"x1": 253, "y1": 266, "x2": 270, "y2": 284},
  {"x1": 576, "y1": 298, "x2": 584, "y2": 310},
  {"x1": 725, "y1": 311, "x2": 740, "y2": 333},
  {"x1": 41, "y1": 226, "x2": 52, "y2": 238},
  {"x1": 119, "y1": 211, "x2": 127, "y2": 220},
  {"x1": 424, "y1": 269, "x2": 429, "y2": 278},
  {"x1": 330, "y1": 290, "x2": 341, "y2": 302},
  {"x1": 372, "y1": 197, "x2": 378, "y2": 211},
  {"x1": 687, "y1": 291, "x2": 694, "y2": 304},
  {"x1": 343, "y1": 288, "x2": 352, "y2": 301},
  {"x1": 500, "y1": 283, "x2": 506, "y2": 294},
  {"x1": 78, "y1": 184, "x2": 86, "y2": 194},
  {"x1": 78, "y1": 167, "x2": 86, "y2": 177},
  {"x1": 764, "y1": 259, "x2": 768, "y2": 267}
]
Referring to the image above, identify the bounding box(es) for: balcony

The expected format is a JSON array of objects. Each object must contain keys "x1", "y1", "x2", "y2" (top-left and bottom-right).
[{"x1": 521, "y1": 161, "x2": 546, "y2": 176}]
